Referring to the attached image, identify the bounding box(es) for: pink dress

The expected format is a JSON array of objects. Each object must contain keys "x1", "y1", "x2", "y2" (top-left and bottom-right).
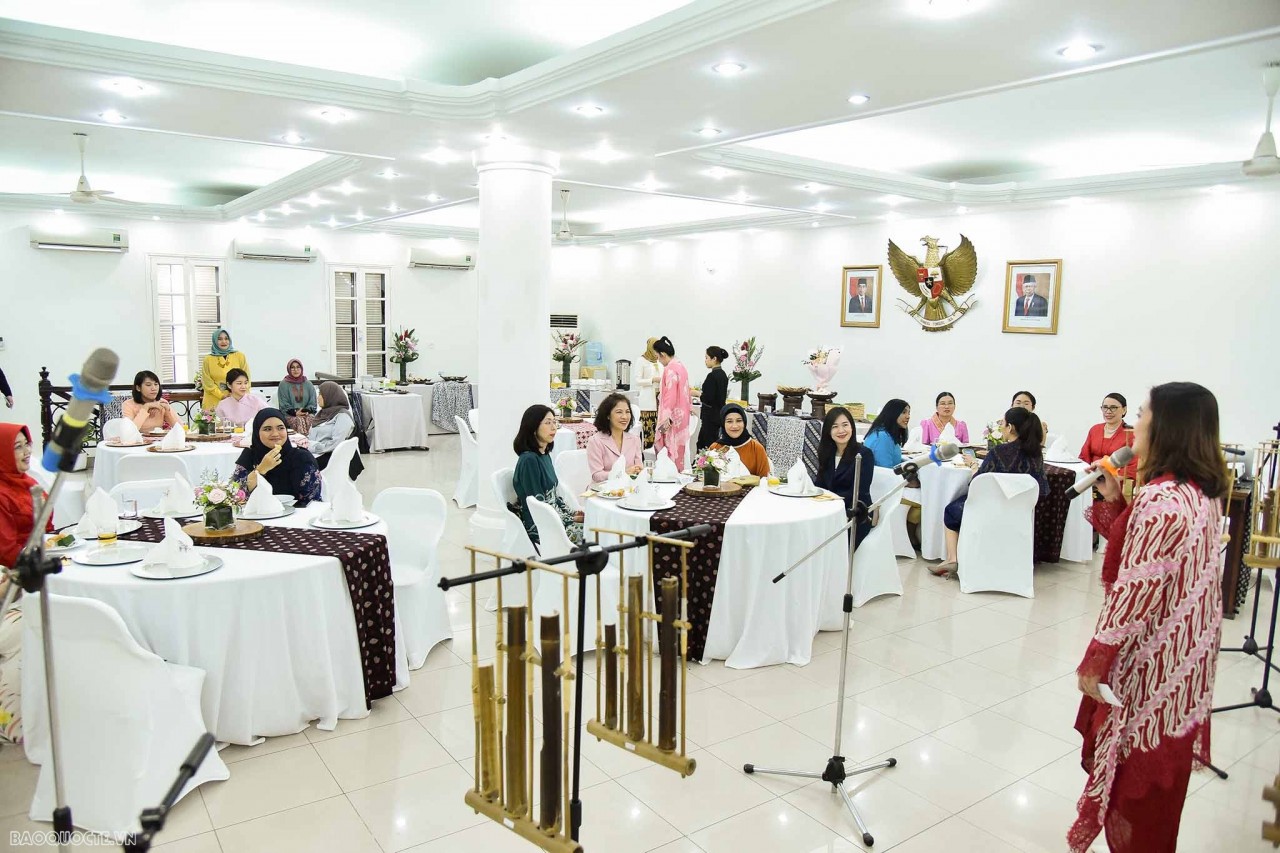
[
  {"x1": 586, "y1": 430, "x2": 643, "y2": 483},
  {"x1": 214, "y1": 393, "x2": 266, "y2": 426},
  {"x1": 919, "y1": 417, "x2": 969, "y2": 444},
  {"x1": 654, "y1": 358, "x2": 691, "y2": 472}
]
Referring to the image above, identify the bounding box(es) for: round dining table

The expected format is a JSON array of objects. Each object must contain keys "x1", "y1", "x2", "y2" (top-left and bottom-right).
[
  {"x1": 42, "y1": 501, "x2": 409, "y2": 745},
  {"x1": 584, "y1": 482, "x2": 848, "y2": 669},
  {"x1": 91, "y1": 439, "x2": 243, "y2": 492}
]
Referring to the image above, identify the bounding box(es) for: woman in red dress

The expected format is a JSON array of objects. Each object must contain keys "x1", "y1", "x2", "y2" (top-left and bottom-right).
[
  {"x1": 1079, "y1": 392, "x2": 1136, "y2": 471},
  {"x1": 1069, "y1": 382, "x2": 1227, "y2": 853}
]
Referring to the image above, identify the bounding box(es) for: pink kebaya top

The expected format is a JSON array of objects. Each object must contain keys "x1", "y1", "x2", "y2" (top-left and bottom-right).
[
  {"x1": 214, "y1": 393, "x2": 266, "y2": 426},
  {"x1": 586, "y1": 430, "x2": 644, "y2": 483}
]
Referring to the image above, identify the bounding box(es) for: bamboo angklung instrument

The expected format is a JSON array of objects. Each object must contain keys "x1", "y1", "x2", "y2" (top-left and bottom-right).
[
  {"x1": 539, "y1": 613, "x2": 562, "y2": 834},
  {"x1": 625, "y1": 575, "x2": 645, "y2": 741},
  {"x1": 603, "y1": 624, "x2": 618, "y2": 729},
  {"x1": 657, "y1": 576, "x2": 678, "y2": 752},
  {"x1": 505, "y1": 606, "x2": 528, "y2": 818},
  {"x1": 476, "y1": 665, "x2": 500, "y2": 801}
]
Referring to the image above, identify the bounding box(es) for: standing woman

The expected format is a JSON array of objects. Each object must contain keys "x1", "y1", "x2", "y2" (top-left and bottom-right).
[
  {"x1": 277, "y1": 359, "x2": 318, "y2": 434},
  {"x1": 1069, "y1": 383, "x2": 1227, "y2": 853},
  {"x1": 694, "y1": 345, "x2": 729, "y2": 451},
  {"x1": 652, "y1": 336, "x2": 691, "y2": 472},
  {"x1": 201, "y1": 328, "x2": 249, "y2": 411},
  {"x1": 232, "y1": 408, "x2": 322, "y2": 505},
  {"x1": 919, "y1": 391, "x2": 969, "y2": 445},
  {"x1": 512, "y1": 405, "x2": 583, "y2": 546},
  {"x1": 814, "y1": 407, "x2": 875, "y2": 545},
  {"x1": 635, "y1": 337, "x2": 664, "y2": 448}
]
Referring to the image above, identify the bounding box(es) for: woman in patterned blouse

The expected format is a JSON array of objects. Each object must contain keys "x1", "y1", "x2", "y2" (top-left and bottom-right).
[{"x1": 512, "y1": 405, "x2": 582, "y2": 547}]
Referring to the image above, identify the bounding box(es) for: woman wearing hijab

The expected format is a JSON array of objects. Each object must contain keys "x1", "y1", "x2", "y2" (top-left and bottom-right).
[
  {"x1": 652, "y1": 336, "x2": 691, "y2": 472},
  {"x1": 694, "y1": 345, "x2": 730, "y2": 451},
  {"x1": 201, "y1": 328, "x2": 250, "y2": 411},
  {"x1": 232, "y1": 408, "x2": 321, "y2": 505},
  {"x1": 277, "y1": 359, "x2": 318, "y2": 434},
  {"x1": 0, "y1": 424, "x2": 52, "y2": 569},
  {"x1": 635, "y1": 337, "x2": 664, "y2": 448},
  {"x1": 709, "y1": 404, "x2": 770, "y2": 477},
  {"x1": 309, "y1": 382, "x2": 357, "y2": 458}
]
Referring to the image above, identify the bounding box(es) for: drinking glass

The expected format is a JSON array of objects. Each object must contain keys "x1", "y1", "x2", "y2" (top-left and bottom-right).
[{"x1": 122, "y1": 500, "x2": 139, "y2": 520}]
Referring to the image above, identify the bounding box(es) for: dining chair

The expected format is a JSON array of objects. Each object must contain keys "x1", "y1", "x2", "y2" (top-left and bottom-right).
[
  {"x1": 109, "y1": 478, "x2": 178, "y2": 514},
  {"x1": 957, "y1": 473, "x2": 1039, "y2": 598},
  {"x1": 115, "y1": 452, "x2": 188, "y2": 484},
  {"x1": 370, "y1": 488, "x2": 451, "y2": 669},
  {"x1": 483, "y1": 467, "x2": 539, "y2": 611},
  {"x1": 527, "y1": 497, "x2": 619, "y2": 652},
  {"x1": 854, "y1": 471, "x2": 906, "y2": 607},
  {"x1": 553, "y1": 448, "x2": 590, "y2": 513},
  {"x1": 453, "y1": 416, "x2": 479, "y2": 508},
  {"x1": 467, "y1": 408, "x2": 479, "y2": 434}
]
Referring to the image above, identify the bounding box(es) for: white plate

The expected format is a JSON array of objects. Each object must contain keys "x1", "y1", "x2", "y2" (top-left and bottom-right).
[
  {"x1": 103, "y1": 439, "x2": 147, "y2": 447},
  {"x1": 44, "y1": 534, "x2": 84, "y2": 554},
  {"x1": 72, "y1": 545, "x2": 149, "y2": 566},
  {"x1": 276, "y1": 495, "x2": 297, "y2": 507},
  {"x1": 239, "y1": 505, "x2": 296, "y2": 521},
  {"x1": 75, "y1": 518, "x2": 143, "y2": 540},
  {"x1": 768, "y1": 485, "x2": 826, "y2": 499},
  {"x1": 591, "y1": 480, "x2": 633, "y2": 492},
  {"x1": 1046, "y1": 457, "x2": 1084, "y2": 466},
  {"x1": 130, "y1": 555, "x2": 223, "y2": 580},
  {"x1": 310, "y1": 512, "x2": 381, "y2": 530},
  {"x1": 143, "y1": 506, "x2": 202, "y2": 519},
  {"x1": 616, "y1": 499, "x2": 676, "y2": 512},
  {"x1": 149, "y1": 445, "x2": 195, "y2": 453}
]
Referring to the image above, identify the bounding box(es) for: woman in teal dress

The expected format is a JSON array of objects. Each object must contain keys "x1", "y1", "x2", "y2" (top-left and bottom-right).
[{"x1": 512, "y1": 404, "x2": 583, "y2": 547}]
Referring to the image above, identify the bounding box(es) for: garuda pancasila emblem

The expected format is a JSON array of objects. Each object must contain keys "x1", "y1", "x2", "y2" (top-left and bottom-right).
[{"x1": 887, "y1": 234, "x2": 978, "y2": 331}]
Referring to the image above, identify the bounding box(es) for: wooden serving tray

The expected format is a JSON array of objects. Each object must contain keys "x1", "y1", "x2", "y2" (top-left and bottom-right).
[
  {"x1": 181, "y1": 519, "x2": 264, "y2": 544},
  {"x1": 185, "y1": 432, "x2": 237, "y2": 443},
  {"x1": 683, "y1": 481, "x2": 743, "y2": 498}
]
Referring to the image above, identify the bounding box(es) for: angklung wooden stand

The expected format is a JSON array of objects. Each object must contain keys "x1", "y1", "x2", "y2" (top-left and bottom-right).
[{"x1": 438, "y1": 524, "x2": 709, "y2": 852}]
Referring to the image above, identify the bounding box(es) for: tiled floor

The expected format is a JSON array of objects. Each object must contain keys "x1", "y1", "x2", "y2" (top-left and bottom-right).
[{"x1": 3, "y1": 438, "x2": 1277, "y2": 852}]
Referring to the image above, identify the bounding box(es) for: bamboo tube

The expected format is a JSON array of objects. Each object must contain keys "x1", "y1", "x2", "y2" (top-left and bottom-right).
[
  {"x1": 657, "y1": 577, "x2": 678, "y2": 752},
  {"x1": 476, "y1": 665, "x2": 501, "y2": 800},
  {"x1": 539, "y1": 614, "x2": 562, "y2": 833},
  {"x1": 626, "y1": 575, "x2": 645, "y2": 741},
  {"x1": 603, "y1": 623, "x2": 618, "y2": 729},
  {"x1": 505, "y1": 607, "x2": 528, "y2": 817}
]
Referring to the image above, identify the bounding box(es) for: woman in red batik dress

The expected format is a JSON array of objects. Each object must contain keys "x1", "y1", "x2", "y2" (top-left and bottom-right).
[{"x1": 1069, "y1": 382, "x2": 1228, "y2": 853}]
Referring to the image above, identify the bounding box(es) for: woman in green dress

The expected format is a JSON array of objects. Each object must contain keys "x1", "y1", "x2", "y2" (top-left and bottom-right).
[{"x1": 512, "y1": 404, "x2": 583, "y2": 547}]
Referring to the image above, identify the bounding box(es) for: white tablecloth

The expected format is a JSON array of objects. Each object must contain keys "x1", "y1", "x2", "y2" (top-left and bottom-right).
[
  {"x1": 585, "y1": 484, "x2": 847, "y2": 668},
  {"x1": 91, "y1": 441, "x2": 242, "y2": 492},
  {"x1": 1054, "y1": 459, "x2": 1094, "y2": 563},
  {"x1": 406, "y1": 384, "x2": 468, "y2": 436},
  {"x1": 917, "y1": 462, "x2": 975, "y2": 561},
  {"x1": 46, "y1": 502, "x2": 409, "y2": 745},
  {"x1": 356, "y1": 391, "x2": 428, "y2": 451}
]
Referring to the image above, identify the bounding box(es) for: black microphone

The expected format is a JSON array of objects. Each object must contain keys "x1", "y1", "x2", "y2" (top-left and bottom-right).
[
  {"x1": 893, "y1": 443, "x2": 959, "y2": 476},
  {"x1": 42, "y1": 348, "x2": 119, "y2": 472},
  {"x1": 1066, "y1": 446, "x2": 1135, "y2": 498},
  {"x1": 1221, "y1": 446, "x2": 1246, "y2": 456}
]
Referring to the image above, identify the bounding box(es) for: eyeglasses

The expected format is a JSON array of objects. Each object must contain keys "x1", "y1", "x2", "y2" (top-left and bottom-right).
[{"x1": 1100, "y1": 405, "x2": 1122, "y2": 412}]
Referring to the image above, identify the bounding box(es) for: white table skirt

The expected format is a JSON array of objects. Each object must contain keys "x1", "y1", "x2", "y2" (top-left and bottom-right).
[
  {"x1": 1055, "y1": 460, "x2": 1095, "y2": 563},
  {"x1": 91, "y1": 441, "x2": 242, "y2": 492},
  {"x1": 357, "y1": 392, "x2": 429, "y2": 451},
  {"x1": 406, "y1": 384, "x2": 462, "y2": 436},
  {"x1": 917, "y1": 462, "x2": 975, "y2": 561},
  {"x1": 585, "y1": 483, "x2": 846, "y2": 669},
  {"x1": 45, "y1": 502, "x2": 408, "y2": 745}
]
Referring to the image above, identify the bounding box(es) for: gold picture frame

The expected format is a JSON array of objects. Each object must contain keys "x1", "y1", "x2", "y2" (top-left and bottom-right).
[
  {"x1": 840, "y1": 265, "x2": 882, "y2": 328},
  {"x1": 1002, "y1": 259, "x2": 1063, "y2": 335}
]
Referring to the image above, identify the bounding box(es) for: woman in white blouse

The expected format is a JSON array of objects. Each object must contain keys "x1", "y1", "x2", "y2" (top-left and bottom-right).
[{"x1": 635, "y1": 337, "x2": 664, "y2": 448}]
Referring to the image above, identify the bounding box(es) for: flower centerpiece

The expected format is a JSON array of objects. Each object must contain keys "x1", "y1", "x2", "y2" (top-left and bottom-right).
[
  {"x1": 555, "y1": 394, "x2": 575, "y2": 419},
  {"x1": 693, "y1": 447, "x2": 730, "y2": 488},
  {"x1": 551, "y1": 331, "x2": 587, "y2": 386},
  {"x1": 390, "y1": 328, "x2": 420, "y2": 385},
  {"x1": 195, "y1": 474, "x2": 247, "y2": 531},
  {"x1": 192, "y1": 409, "x2": 216, "y2": 436},
  {"x1": 192, "y1": 369, "x2": 204, "y2": 391},
  {"x1": 730, "y1": 337, "x2": 764, "y2": 401},
  {"x1": 983, "y1": 421, "x2": 1006, "y2": 451},
  {"x1": 803, "y1": 347, "x2": 842, "y2": 394}
]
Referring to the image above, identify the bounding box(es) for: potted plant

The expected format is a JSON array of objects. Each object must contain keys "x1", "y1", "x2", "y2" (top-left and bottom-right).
[
  {"x1": 693, "y1": 447, "x2": 730, "y2": 488},
  {"x1": 390, "y1": 328, "x2": 420, "y2": 385},
  {"x1": 551, "y1": 331, "x2": 587, "y2": 386},
  {"x1": 555, "y1": 394, "x2": 575, "y2": 419},
  {"x1": 983, "y1": 421, "x2": 1006, "y2": 452},
  {"x1": 730, "y1": 337, "x2": 764, "y2": 401},
  {"x1": 193, "y1": 409, "x2": 216, "y2": 436},
  {"x1": 195, "y1": 475, "x2": 247, "y2": 531}
]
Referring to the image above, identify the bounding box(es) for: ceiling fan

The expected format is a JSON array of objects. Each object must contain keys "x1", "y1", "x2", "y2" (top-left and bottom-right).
[
  {"x1": 553, "y1": 188, "x2": 614, "y2": 243},
  {"x1": 1243, "y1": 62, "x2": 1280, "y2": 178},
  {"x1": 0, "y1": 132, "x2": 143, "y2": 205}
]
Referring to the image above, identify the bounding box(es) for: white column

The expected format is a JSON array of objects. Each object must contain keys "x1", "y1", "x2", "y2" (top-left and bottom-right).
[{"x1": 469, "y1": 145, "x2": 559, "y2": 551}]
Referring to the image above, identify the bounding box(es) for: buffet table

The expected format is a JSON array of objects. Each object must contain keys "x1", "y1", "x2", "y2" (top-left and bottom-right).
[
  {"x1": 424, "y1": 381, "x2": 477, "y2": 433},
  {"x1": 551, "y1": 422, "x2": 598, "y2": 459},
  {"x1": 356, "y1": 390, "x2": 428, "y2": 451},
  {"x1": 42, "y1": 502, "x2": 408, "y2": 745},
  {"x1": 585, "y1": 483, "x2": 846, "y2": 668},
  {"x1": 91, "y1": 439, "x2": 242, "y2": 492},
  {"x1": 408, "y1": 383, "x2": 477, "y2": 435}
]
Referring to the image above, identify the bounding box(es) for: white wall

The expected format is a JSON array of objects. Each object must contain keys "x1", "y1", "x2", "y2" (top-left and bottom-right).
[
  {"x1": 0, "y1": 210, "x2": 477, "y2": 436},
  {"x1": 550, "y1": 188, "x2": 1280, "y2": 448}
]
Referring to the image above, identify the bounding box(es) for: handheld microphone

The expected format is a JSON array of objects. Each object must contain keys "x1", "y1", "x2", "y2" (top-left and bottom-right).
[
  {"x1": 42, "y1": 348, "x2": 119, "y2": 472},
  {"x1": 893, "y1": 443, "x2": 959, "y2": 476},
  {"x1": 1067, "y1": 446, "x2": 1135, "y2": 498}
]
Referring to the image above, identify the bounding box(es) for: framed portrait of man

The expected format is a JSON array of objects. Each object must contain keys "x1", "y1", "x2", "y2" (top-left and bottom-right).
[
  {"x1": 1003, "y1": 260, "x2": 1063, "y2": 335},
  {"x1": 840, "y1": 265, "x2": 882, "y2": 328}
]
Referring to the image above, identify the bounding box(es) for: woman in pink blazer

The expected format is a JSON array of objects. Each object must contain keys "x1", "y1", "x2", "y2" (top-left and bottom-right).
[{"x1": 586, "y1": 393, "x2": 644, "y2": 482}]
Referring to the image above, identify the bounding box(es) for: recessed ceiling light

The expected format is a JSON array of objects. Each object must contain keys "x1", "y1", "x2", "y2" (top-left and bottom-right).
[
  {"x1": 801, "y1": 183, "x2": 825, "y2": 192},
  {"x1": 884, "y1": 212, "x2": 901, "y2": 222},
  {"x1": 811, "y1": 202, "x2": 831, "y2": 212},
  {"x1": 583, "y1": 143, "x2": 625, "y2": 163},
  {"x1": 880, "y1": 194, "x2": 906, "y2": 206},
  {"x1": 1062, "y1": 196, "x2": 1089, "y2": 206},
  {"x1": 810, "y1": 221, "x2": 820, "y2": 228},
  {"x1": 712, "y1": 61, "x2": 746, "y2": 76},
  {"x1": 152, "y1": 215, "x2": 160, "y2": 221},
  {"x1": 326, "y1": 216, "x2": 339, "y2": 228},
  {"x1": 256, "y1": 211, "x2": 267, "y2": 222},
  {"x1": 317, "y1": 107, "x2": 351, "y2": 123},
  {"x1": 729, "y1": 189, "x2": 750, "y2": 203},
  {"x1": 956, "y1": 205, "x2": 969, "y2": 214},
  {"x1": 303, "y1": 192, "x2": 324, "y2": 207},
  {"x1": 98, "y1": 109, "x2": 127, "y2": 123},
  {"x1": 279, "y1": 203, "x2": 295, "y2": 215},
  {"x1": 480, "y1": 131, "x2": 508, "y2": 143},
  {"x1": 281, "y1": 131, "x2": 304, "y2": 145},
  {"x1": 335, "y1": 180, "x2": 358, "y2": 195},
  {"x1": 846, "y1": 93, "x2": 871, "y2": 106},
  {"x1": 103, "y1": 77, "x2": 148, "y2": 96},
  {"x1": 1058, "y1": 41, "x2": 1101, "y2": 61},
  {"x1": 386, "y1": 202, "x2": 400, "y2": 212},
  {"x1": 352, "y1": 209, "x2": 368, "y2": 221},
  {"x1": 425, "y1": 193, "x2": 444, "y2": 202},
  {"x1": 1206, "y1": 184, "x2": 1233, "y2": 194},
  {"x1": 914, "y1": 0, "x2": 974, "y2": 19},
  {"x1": 704, "y1": 166, "x2": 732, "y2": 179},
  {"x1": 603, "y1": 242, "x2": 617, "y2": 249},
  {"x1": 636, "y1": 176, "x2": 659, "y2": 192},
  {"x1": 422, "y1": 146, "x2": 460, "y2": 164},
  {"x1": 574, "y1": 104, "x2": 605, "y2": 116},
  {"x1": 377, "y1": 168, "x2": 400, "y2": 179},
  {"x1": 697, "y1": 126, "x2": 722, "y2": 138},
  {"x1": 53, "y1": 208, "x2": 64, "y2": 216}
]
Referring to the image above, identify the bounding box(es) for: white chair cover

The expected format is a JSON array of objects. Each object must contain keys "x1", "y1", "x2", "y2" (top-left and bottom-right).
[
  {"x1": 957, "y1": 473, "x2": 1039, "y2": 598},
  {"x1": 853, "y1": 472, "x2": 905, "y2": 607},
  {"x1": 22, "y1": 594, "x2": 229, "y2": 835},
  {"x1": 467, "y1": 409, "x2": 479, "y2": 434},
  {"x1": 371, "y1": 488, "x2": 452, "y2": 669},
  {"x1": 528, "y1": 498, "x2": 619, "y2": 651},
  {"x1": 28, "y1": 459, "x2": 85, "y2": 528},
  {"x1": 870, "y1": 466, "x2": 917, "y2": 558},
  {"x1": 553, "y1": 449, "x2": 591, "y2": 514},
  {"x1": 484, "y1": 468, "x2": 539, "y2": 611},
  {"x1": 453, "y1": 416, "x2": 479, "y2": 508},
  {"x1": 109, "y1": 478, "x2": 178, "y2": 513},
  {"x1": 686, "y1": 416, "x2": 701, "y2": 469},
  {"x1": 115, "y1": 453, "x2": 188, "y2": 484}
]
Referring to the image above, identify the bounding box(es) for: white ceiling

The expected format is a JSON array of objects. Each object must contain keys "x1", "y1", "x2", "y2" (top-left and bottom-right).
[{"x1": 0, "y1": 0, "x2": 1276, "y2": 237}]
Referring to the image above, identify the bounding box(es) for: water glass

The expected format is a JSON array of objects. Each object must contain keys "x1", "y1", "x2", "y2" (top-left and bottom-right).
[{"x1": 122, "y1": 500, "x2": 139, "y2": 520}]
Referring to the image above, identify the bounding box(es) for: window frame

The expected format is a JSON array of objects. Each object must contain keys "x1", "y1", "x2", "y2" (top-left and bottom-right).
[
  {"x1": 326, "y1": 262, "x2": 392, "y2": 380},
  {"x1": 147, "y1": 254, "x2": 228, "y2": 386}
]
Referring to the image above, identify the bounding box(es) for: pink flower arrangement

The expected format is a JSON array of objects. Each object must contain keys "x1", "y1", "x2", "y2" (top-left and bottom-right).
[
  {"x1": 195, "y1": 473, "x2": 248, "y2": 510},
  {"x1": 552, "y1": 331, "x2": 587, "y2": 363},
  {"x1": 730, "y1": 337, "x2": 764, "y2": 383},
  {"x1": 390, "y1": 328, "x2": 420, "y2": 364}
]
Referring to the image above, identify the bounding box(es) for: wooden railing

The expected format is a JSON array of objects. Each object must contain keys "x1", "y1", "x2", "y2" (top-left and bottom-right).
[{"x1": 37, "y1": 367, "x2": 355, "y2": 448}]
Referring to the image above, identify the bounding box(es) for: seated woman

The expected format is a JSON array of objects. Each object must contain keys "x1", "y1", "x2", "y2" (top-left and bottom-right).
[
  {"x1": 709, "y1": 404, "x2": 770, "y2": 477},
  {"x1": 920, "y1": 391, "x2": 969, "y2": 445},
  {"x1": 587, "y1": 393, "x2": 643, "y2": 483},
  {"x1": 122, "y1": 370, "x2": 179, "y2": 432},
  {"x1": 1080, "y1": 392, "x2": 1135, "y2": 469},
  {"x1": 1, "y1": 423, "x2": 53, "y2": 570},
  {"x1": 1000, "y1": 391, "x2": 1048, "y2": 444},
  {"x1": 935, "y1": 407, "x2": 1048, "y2": 576},
  {"x1": 513, "y1": 405, "x2": 583, "y2": 547},
  {"x1": 214, "y1": 368, "x2": 265, "y2": 426},
  {"x1": 232, "y1": 408, "x2": 321, "y2": 506},
  {"x1": 309, "y1": 382, "x2": 364, "y2": 480},
  {"x1": 814, "y1": 407, "x2": 875, "y2": 545},
  {"x1": 862, "y1": 399, "x2": 910, "y2": 469},
  {"x1": 277, "y1": 359, "x2": 318, "y2": 434}
]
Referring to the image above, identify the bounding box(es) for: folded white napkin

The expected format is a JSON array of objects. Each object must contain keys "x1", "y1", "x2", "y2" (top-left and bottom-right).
[
  {"x1": 142, "y1": 517, "x2": 204, "y2": 574},
  {"x1": 109, "y1": 418, "x2": 143, "y2": 444},
  {"x1": 605, "y1": 454, "x2": 630, "y2": 490},
  {"x1": 1046, "y1": 435, "x2": 1070, "y2": 459},
  {"x1": 653, "y1": 448, "x2": 679, "y2": 482},
  {"x1": 785, "y1": 459, "x2": 813, "y2": 495},
  {"x1": 724, "y1": 447, "x2": 750, "y2": 479},
  {"x1": 243, "y1": 484, "x2": 283, "y2": 517},
  {"x1": 324, "y1": 437, "x2": 364, "y2": 523},
  {"x1": 76, "y1": 488, "x2": 119, "y2": 538},
  {"x1": 154, "y1": 473, "x2": 195, "y2": 514},
  {"x1": 632, "y1": 469, "x2": 660, "y2": 508},
  {"x1": 158, "y1": 423, "x2": 188, "y2": 450},
  {"x1": 937, "y1": 422, "x2": 958, "y2": 446}
]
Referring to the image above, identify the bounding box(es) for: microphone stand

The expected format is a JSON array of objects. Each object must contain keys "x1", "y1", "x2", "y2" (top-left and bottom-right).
[{"x1": 743, "y1": 454, "x2": 906, "y2": 848}]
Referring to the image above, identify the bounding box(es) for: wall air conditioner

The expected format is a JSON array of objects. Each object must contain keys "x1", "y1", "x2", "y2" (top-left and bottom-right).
[
  {"x1": 29, "y1": 226, "x2": 128, "y2": 253},
  {"x1": 233, "y1": 238, "x2": 316, "y2": 262},
  {"x1": 408, "y1": 246, "x2": 476, "y2": 270}
]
